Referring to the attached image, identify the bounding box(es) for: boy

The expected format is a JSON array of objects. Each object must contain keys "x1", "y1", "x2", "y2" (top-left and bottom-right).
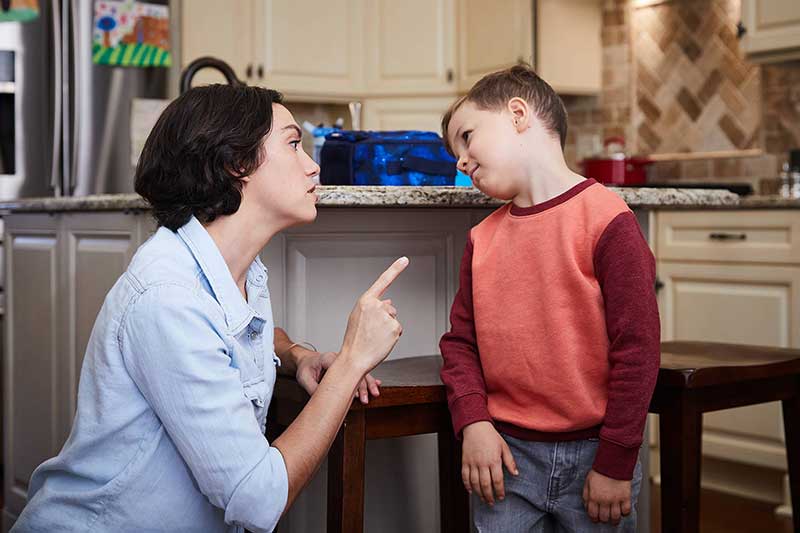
[{"x1": 439, "y1": 64, "x2": 659, "y2": 532}]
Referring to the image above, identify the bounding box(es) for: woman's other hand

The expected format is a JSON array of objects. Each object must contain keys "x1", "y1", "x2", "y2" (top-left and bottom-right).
[
  {"x1": 296, "y1": 351, "x2": 381, "y2": 404},
  {"x1": 339, "y1": 257, "x2": 409, "y2": 375}
]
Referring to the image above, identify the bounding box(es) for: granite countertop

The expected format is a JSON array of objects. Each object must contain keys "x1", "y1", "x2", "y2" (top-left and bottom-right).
[{"x1": 0, "y1": 185, "x2": 743, "y2": 213}]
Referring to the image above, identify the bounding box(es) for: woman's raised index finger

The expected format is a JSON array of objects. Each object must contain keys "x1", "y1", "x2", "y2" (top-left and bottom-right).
[{"x1": 365, "y1": 257, "x2": 409, "y2": 297}]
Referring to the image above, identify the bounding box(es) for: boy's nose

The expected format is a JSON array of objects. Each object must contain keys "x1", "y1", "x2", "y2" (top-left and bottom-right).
[{"x1": 457, "y1": 157, "x2": 469, "y2": 172}]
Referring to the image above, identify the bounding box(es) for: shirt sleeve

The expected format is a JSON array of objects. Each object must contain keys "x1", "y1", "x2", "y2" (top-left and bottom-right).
[
  {"x1": 592, "y1": 211, "x2": 661, "y2": 480},
  {"x1": 440, "y1": 232, "x2": 493, "y2": 438},
  {"x1": 119, "y1": 283, "x2": 287, "y2": 533}
]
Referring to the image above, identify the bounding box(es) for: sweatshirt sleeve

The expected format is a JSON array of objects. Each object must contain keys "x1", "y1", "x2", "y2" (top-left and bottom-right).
[
  {"x1": 440, "y1": 232, "x2": 493, "y2": 438},
  {"x1": 592, "y1": 211, "x2": 661, "y2": 480}
]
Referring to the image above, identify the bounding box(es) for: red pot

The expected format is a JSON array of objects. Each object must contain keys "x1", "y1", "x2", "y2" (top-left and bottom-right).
[{"x1": 581, "y1": 156, "x2": 653, "y2": 185}]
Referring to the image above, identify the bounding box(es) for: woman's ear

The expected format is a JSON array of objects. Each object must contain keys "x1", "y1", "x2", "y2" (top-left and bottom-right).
[{"x1": 507, "y1": 97, "x2": 529, "y2": 133}]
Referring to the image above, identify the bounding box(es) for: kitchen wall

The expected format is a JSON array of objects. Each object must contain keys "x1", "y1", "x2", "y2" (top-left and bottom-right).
[{"x1": 562, "y1": 0, "x2": 800, "y2": 190}]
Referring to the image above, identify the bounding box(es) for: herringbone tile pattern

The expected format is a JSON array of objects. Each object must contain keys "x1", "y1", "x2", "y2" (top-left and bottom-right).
[{"x1": 633, "y1": 0, "x2": 761, "y2": 153}]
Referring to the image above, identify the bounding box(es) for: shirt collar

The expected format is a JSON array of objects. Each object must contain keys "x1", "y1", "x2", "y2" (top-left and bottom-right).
[{"x1": 177, "y1": 216, "x2": 267, "y2": 335}]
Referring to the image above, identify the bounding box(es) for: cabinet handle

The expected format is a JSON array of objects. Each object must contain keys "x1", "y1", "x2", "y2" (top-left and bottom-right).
[
  {"x1": 246, "y1": 63, "x2": 253, "y2": 79},
  {"x1": 446, "y1": 68, "x2": 453, "y2": 83},
  {"x1": 709, "y1": 232, "x2": 747, "y2": 241},
  {"x1": 736, "y1": 21, "x2": 747, "y2": 39},
  {"x1": 655, "y1": 278, "x2": 664, "y2": 292},
  {"x1": 258, "y1": 64, "x2": 264, "y2": 79}
]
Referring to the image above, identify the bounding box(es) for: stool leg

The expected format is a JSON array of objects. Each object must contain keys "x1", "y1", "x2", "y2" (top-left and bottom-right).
[
  {"x1": 438, "y1": 430, "x2": 469, "y2": 533},
  {"x1": 782, "y1": 391, "x2": 800, "y2": 532},
  {"x1": 327, "y1": 409, "x2": 366, "y2": 533},
  {"x1": 659, "y1": 390, "x2": 702, "y2": 533}
]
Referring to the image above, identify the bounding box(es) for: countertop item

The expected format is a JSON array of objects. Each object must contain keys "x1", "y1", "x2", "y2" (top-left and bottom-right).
[{"x1": 0, "y1": 185, "x2": 740, "y2": 213}]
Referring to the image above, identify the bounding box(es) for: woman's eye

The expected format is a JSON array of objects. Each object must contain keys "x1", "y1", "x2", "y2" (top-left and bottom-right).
[{"x1": 290, "y1": 140, "x2": 301, "y2": 151}]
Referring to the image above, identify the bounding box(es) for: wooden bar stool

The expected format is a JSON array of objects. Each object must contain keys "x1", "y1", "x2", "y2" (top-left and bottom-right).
[
  {"x1": 652, "y1": 341, "x2": 800, "y2": 533},
  {"x1": 267, "y1": 356, "x2": 469, "y2": 533}
]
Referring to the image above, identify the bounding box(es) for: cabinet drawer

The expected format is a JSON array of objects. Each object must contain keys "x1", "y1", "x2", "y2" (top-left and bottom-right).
[{"x1": 656, "y1": 210, "x2": 800, "y2": 264}]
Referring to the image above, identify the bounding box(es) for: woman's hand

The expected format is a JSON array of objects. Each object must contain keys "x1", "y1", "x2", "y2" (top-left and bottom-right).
[
  {"x1": 461, "y1": 421, "x2": 518, "y2": 505},
  {"x1": 338, "y1": 257, "x2": 409, "y2": 375},
  {"x1": 296, "y1": 351, "x2": 382, "y2": 404}
]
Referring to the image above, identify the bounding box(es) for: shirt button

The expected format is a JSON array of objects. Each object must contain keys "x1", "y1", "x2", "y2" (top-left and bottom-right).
[{"x1": 249, "y1": 330, "x2": 259, "y2": 340}]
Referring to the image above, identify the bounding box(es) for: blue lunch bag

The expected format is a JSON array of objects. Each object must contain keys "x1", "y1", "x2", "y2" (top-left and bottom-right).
[{"x1": 319, "y1": 130, "x2": 457, "y2": 186}]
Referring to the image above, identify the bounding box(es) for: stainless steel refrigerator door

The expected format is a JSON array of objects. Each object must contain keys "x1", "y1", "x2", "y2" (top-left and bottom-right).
[
  {"x1": 0, "y1": 4, "x2": 53, "y2": 200},
  {"x1": 68, "y1": 0, "x2": 167, "y2": 196}
]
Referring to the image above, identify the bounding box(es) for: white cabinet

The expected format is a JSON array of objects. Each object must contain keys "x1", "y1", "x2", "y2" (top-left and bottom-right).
[
  {"x1": 362, "y1": 97, "x2": 455, "y2": 132},
  {"x1": 457, "y1": 0, "x2": 533, "y2": 91},
  {"x1": 3, "y1": 215, "x2": 60, "y2": 524},
  {"x1": 254, "y1": 0, "x2": 365, "y2": 99},
  {"x1": 364, "y1": 0, "x2": 457, "y2": 95},
  {"x1": 653, "y1": 209, "x2": 800, "y2": 510},
  {"x1": 180, "y1": 0, "x2": 255, "y2": 86},
  {"x1": 536, "y1": 0, "x2": 602, "y2": 95},
  {"x1": 3, "y1": 212, "x2": 142, "y2": 528},
  {"x1": 741, "y1": 0, "x2": 800, "y2": 63}
]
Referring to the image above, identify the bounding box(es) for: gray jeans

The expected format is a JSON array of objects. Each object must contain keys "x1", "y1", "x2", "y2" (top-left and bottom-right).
[{"x1": 472, "y1": 434, "x2": 643, "y2": 532}]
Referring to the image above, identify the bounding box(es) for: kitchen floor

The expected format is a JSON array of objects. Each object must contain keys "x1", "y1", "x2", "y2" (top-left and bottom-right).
[{"x1": 650, "y1": 483, "x2": 794, "y2": 533}]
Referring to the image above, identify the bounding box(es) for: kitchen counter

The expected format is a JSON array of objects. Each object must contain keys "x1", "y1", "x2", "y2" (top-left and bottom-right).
[
  {"x1": 738, "y1": 195, "x2": 800, "y2": 208},
  {"x1": 0, "y1": 184, "x2": 740, "y2": 213}
]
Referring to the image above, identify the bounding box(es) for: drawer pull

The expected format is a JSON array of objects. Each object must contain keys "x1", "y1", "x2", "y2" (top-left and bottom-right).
[{"x1": 709, "y1": 232, "x2": 747, "y2": 241}]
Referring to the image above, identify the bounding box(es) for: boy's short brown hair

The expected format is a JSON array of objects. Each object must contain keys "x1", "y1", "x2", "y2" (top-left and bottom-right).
[{"x1": 441, "y1": 64, "x2": 568, "y2": 155}]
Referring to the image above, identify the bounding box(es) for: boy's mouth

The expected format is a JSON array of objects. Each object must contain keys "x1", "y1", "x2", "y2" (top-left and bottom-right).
[{"x1": 468, "y1": 165, "x2": 480, "y2": 180}]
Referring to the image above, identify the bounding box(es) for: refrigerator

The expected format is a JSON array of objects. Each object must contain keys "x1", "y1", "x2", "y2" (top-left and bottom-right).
[{"x1": 0, "y1": 0, "x2": 170, "y2": 201}]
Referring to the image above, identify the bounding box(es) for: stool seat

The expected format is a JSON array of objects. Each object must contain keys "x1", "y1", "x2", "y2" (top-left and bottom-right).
[{"x1": 659, "y1": 341, "x2": 800, "y2": 388}]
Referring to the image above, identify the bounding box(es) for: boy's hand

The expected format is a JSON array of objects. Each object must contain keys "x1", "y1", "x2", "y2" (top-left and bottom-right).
[
  {"x1": 582, "y1": 469, "x2": 632, "y2": 525},
  {"x1": 461, "y1": 421, "x2": 518, "y2": 505}
]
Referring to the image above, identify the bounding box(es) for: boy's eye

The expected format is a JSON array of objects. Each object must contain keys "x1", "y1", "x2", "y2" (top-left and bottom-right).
[{"x1": 461, "y1": 130, "x2": 471, "y2": 143}]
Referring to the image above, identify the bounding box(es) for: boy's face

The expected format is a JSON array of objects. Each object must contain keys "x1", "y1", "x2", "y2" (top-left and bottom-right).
[
  {"x1": 243, "y1": 104, "x2": 320, "y2": 227},
  {"x1": 446, "y1": 101, "x2": 526, "y2": 200}
]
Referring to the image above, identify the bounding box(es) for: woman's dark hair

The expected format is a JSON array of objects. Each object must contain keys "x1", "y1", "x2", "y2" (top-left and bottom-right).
[{"x1": 134, "y1": 84, "x2": 284, "y2": 231}]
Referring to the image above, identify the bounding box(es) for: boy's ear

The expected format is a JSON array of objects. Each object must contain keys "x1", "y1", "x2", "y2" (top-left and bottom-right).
[{"x1": 507, "y1": 97, "x2": 529, "y2": 132}]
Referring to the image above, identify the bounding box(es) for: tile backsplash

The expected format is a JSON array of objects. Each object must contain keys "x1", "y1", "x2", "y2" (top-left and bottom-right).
[{"x1": 561, "y1": 0, "x2": 800, "y2": 189}]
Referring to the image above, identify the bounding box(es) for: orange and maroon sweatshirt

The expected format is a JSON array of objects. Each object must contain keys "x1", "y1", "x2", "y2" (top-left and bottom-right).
[{"x1": 440, "y1": 179, "x2": 660, "y2": 480}]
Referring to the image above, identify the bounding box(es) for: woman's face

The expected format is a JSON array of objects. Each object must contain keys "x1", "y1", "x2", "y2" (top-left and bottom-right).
[{"x1": 243, "y1": 103, "x2": 320, "y2": 228}]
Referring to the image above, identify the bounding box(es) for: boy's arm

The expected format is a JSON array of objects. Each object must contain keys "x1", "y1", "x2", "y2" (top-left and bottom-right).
[
  {"x1": 440, "y1": 232, "x2": 493, "y2": 438},
  {"x1": 592, "y1": 211, "x2": 661, "y2": 480}
]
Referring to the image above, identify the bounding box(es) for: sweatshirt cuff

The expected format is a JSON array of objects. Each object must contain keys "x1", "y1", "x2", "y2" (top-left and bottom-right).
[
  {"x1": 591, "y1": 438, "x2": 640, "y2": 480},
  {"x1": 449, "y1": 392, "x2": 493, "y2": 439}
]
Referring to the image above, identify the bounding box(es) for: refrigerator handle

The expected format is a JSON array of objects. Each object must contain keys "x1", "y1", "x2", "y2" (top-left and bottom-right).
[
  {"x1": 60, "y1": 0, "x2": 71, "y2": 195},
  {"x1": 69, "y1": 0, "x2": 80, "y2": 193},
  {"x1": 50, "y1": 0, "x2": 63, "y2": 195}
]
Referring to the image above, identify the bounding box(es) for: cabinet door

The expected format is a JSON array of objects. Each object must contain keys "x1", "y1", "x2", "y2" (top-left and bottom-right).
[
  {"x1": 61, "y1": 213, "x2": 140, "y2": 417},
  {"x1": 361, "y1": 97, "x2": 455, "y2": 132},
  {"x1": 180, "y1": 0, "x2": 255, "y2": 86},
  {"x1": 741, "y1": 0, "x2": 800, "y2": 61},
  {"x1": 364, "y1": 0, "x2": 457, "y2": 95},
  {"x1": 657, "y1": 260, "x2": 800, "y2": 470},
  {"x1": 457, "y1": 0, "x2": 533, "y2": 91},
  {"x1": 3, "y1": 215, "x2": 61, "y2": 518},
  {"x1": 536, "y1": 0, "x2": 602, "y2": 94},
  {"x1": 254, "y1": 0, "x2": 364, "y2": 99}
]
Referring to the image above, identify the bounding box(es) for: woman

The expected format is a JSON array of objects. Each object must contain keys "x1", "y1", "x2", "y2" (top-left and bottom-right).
[{"x1": 12, "y1": 85, "x2": 407, "y2": 532}]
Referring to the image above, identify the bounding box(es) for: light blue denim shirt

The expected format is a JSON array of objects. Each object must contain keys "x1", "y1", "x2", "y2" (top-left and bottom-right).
[{"x1": 12, "y1": 216, "x2": 288, "y2": 533}]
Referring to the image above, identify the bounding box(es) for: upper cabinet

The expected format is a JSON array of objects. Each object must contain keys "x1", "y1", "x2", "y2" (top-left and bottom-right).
[
  {"x1": 180, "y1": 0, "x2": 255, "y2": 87},
  {"x1": 536, "y1": 0, "x2": 602, "y2": 95},
  {"x1": 181, "y1": 0, "x2": 601, "y2": 100},
  {"x1": 254, "y1": 0, "x2": 365, "y2": 100},
  {"x1": 741, "y1": 0, "x2": 800, "y2": 63},
  {"x1": 364, "y1": 0, "x2": 457, "y2": 95},
  {"x1": 457, "y1": 0, "x2": 533, "y2": 91}
]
